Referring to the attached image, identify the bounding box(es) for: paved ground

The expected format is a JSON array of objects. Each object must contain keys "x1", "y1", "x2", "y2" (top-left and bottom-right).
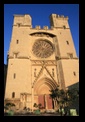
[
  {"x1": 13, "y1": 114, "x2": 60, "y2": 116},
  {"x1": 4, "y1": 113, "x2": 61, "y2": 116}
]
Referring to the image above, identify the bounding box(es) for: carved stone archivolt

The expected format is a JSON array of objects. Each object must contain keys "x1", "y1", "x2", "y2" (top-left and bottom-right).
[
  {"x1": 30, "y1": 32, "x2": 55, "y2": 38},
  {"x1": 32, "y1": 65, "x2": 59, "y2": 88},
  {"x1": 32, "y1": 39, "x2": 54, "y2": 58}
]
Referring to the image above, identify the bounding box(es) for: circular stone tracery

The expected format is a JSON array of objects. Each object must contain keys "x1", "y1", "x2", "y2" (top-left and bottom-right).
[{"x1": 32, "y1": 39, "x2": 54, "y2": 58}]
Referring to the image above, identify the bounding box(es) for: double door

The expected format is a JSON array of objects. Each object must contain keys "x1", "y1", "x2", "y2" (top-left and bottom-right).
[{"x1": 38, "y1": 94, "x2": 53, "y2": 109}]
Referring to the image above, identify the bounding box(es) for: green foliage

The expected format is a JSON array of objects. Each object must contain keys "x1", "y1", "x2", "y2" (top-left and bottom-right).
[
  {"x1": 50, "y1": 87, "x2": 79, "y2": 108},
  {"x1": 33, "y1": 103, "x2": 42, "y2": 109},
  {"x1": 69, "y1": 109, "x2": 78, "y2": 116},
  {"x1": 33, "y1": 103, "x2": 38, "y2": 108},
  {"x1": 7, "y1": 110, "x2": 14, "y2": 116},
  {"x1": 67, "y1": 88, "x2": 79, "y2": 101},
  {"x1": 34, "y1": 109, "x2": 40, "y2": 115},
  {"x1": 33, "y1": 103, "x2": 41, "y2": 114},
  {"x1": 5, "y1": 103, "x2": 15, "y2": 111},
  {"x1": 4, "y1": 105, "x2": 9, "y2": 110},
  {"x1": 4, "y1": 103, "x2": 15, "y2": 116},
  {"x1": 50, "y1": 86, "x2": 62, "y2": 104},
  {"x1": 6, "y1": 103, "x2": 15, "y2": 107}
]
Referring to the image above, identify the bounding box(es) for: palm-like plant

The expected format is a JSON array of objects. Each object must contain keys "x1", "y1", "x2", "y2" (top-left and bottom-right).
[
  {"x1": 59, "y1": 90, "x2": 69, "y2": 107},
  {"x1": 50, "y1": 87, "x2": 60, "y2": 104},
  {"x1": 49, "y1": 87, "x2": 63, "y2": 109}
]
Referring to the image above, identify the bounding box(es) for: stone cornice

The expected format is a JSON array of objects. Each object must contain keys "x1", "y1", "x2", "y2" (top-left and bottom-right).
[
  {"x1": 4, "y1": 98, "x2": 20, "y2": 100},
  {"x1": 8, "y1": 56, "x2": 30, "y2": 59},
  {"x1": 54, "y1": 27, "x2": 70, "y2": 29},
  {"x1": 13, "y1": 25, "x2": 31, "y2": 27},
  {"x1": 56, "y1": 56, "x2": 79, "y2": 60}
]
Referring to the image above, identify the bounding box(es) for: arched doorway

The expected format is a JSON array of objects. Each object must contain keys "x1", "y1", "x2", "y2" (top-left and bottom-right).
[{"x1": 34, "y1": 77, "x2": 57, "y2": 109}]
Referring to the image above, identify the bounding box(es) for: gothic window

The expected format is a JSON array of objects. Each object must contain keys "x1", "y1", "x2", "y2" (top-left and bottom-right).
[{"x1": 12, "y1": 92, "x2": 15, "y2": 98}]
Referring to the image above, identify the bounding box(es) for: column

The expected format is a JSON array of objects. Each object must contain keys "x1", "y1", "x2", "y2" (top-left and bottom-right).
[{"x1": 31, "y1": 87, "x2": 34, "y2": 112}]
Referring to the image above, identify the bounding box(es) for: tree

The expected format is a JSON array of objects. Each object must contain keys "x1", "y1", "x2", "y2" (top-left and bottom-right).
[
  {"x1": 50, "y1": 87, "x2": 79, "y2": 110},
  {"x1": 33, "y1": 103, "x2": 42, "y2": 114},
  {"x1": 66, "y1": 88, "x2": 79, "y2": 108},
  {"x1": 49, "y1": 86, "x2": 62, "y2": 109}
]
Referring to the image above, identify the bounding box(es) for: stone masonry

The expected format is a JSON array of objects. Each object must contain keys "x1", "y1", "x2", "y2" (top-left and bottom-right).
[{"x1": 4, "y1": 14, "x2": 79, "y2": 111}]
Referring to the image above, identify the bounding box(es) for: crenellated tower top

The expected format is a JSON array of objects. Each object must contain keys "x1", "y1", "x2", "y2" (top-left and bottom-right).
[
  {"x1": 13, "y1": 14, "x2": 32, "y2": 27},
  {"x1": 13, "y1": 13, "x2": 69, "y2": 29},
  {"x1": 49, "y1": 14, "x2": 69, "y2": 28}
]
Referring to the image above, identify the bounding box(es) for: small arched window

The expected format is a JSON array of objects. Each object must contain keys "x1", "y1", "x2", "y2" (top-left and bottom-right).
[
  {"x1": 12, "y1": 92, "x2": 15, "y2": 98},
  {"x1": 66, "y1": 41, "x2": 69, "y2": 45},
  {"x1": 73, "y1": 72, "x2": 76, "y2": 76},
  {"x1": 13, "y1": 73, "x2": 16, "y2": 79},
  {"x1": 16, "y1": 40, "x2": 19, "y2": 44}
]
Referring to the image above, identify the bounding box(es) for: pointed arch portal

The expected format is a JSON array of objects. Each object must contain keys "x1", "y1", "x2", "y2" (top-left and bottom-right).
[{"x1": 34, "y1": 77, "x2": 57, "y2": 109}]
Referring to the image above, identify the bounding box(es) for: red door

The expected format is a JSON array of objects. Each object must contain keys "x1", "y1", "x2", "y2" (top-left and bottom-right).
[
  {"x1": 46, "y1": 95, "x2": 53, "y2": 109},
  {"x1": 38, "y1": 94, "x2": 53, "y2": 109},
  {"x1": 38, "y1": 95, "x2": 45, "y2": 109}
]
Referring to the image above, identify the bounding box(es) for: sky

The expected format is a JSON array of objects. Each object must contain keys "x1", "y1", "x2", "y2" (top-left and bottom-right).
[{"x1": 4, "y1": 4, "x2": 79, "y2": 64}]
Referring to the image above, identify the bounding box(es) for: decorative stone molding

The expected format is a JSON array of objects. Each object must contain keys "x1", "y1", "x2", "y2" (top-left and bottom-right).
[{"x1": 31, "y1": 60, "x2": 57, "y2": 66}]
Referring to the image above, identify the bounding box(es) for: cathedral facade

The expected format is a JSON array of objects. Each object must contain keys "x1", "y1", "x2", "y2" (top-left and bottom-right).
[{"x1": 4, "y1": 14, "x2": 79, "y2": 110}]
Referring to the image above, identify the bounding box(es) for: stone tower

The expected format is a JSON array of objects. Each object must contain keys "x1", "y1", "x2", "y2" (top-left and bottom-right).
[{"x1": 4, "y1": 14, "x2": 79, "y2": 110}]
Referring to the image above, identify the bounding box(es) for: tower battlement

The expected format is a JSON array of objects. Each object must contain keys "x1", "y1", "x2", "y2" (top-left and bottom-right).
[
  {"x1": 13, "y1": 14, "x2": 69, "y2": 29},
  {"x1": 35, "y1": 25, "x2": 49, "y2": 30},
  {"x1": 50, "y1": 14, "x2": 68, "y2": 20},
  {"x1": 13, "y1": 14, "x2": 32, "y2": 26},
  {"x1": 50, "y1": 14, "x2": 69, "y2": 28},
  {"x1": 32, "y1": 25, "x2": 53, "y2": 30}
]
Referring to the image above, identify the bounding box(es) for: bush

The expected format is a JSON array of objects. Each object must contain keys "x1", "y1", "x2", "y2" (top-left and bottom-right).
[
  {"x1": 34, "y1": 109, "x2": 40, "y2": 115},
  {"x1": 7, "y1": 110, "x2": 14, "y2": 116}
]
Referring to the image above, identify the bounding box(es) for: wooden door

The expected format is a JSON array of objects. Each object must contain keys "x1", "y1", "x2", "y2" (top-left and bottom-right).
[
  {"x1": 38, "y1": 95, "x2": 45, "y2": 109},
  {"x1": 46, "y1": 94, "x2": 53, "y2": 109}
]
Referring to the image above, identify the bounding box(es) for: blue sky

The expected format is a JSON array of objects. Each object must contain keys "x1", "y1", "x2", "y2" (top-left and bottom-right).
[{"x1": 4, "y1": 4, "x2": 79, "y2": 64}]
